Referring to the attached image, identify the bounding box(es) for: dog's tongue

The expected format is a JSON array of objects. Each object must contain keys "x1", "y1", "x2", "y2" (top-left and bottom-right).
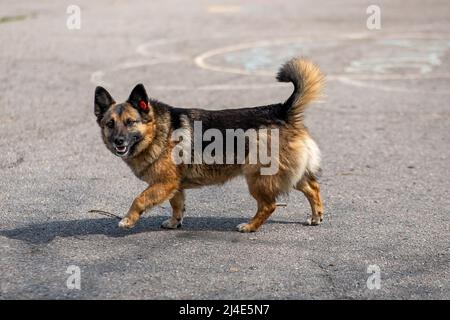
[{"x1": 116, "y1": 146, "x2": 126, "y2": 152}]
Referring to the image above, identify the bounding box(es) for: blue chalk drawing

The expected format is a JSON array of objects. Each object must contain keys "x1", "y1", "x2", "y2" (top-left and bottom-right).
[
  {"x1": 208, "y1": 38, "x2": 450, "y2": 77},
  {"x1": 345, "y1": 39, "x2": 450, "y2": 75},
  {"x1": 222, "y1": 42, "x2": 339, "y2": 74}
]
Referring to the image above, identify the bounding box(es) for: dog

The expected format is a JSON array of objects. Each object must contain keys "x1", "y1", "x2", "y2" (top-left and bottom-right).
[{"x1": 94, "y1": 58, "x2": 324, "y2": 232}]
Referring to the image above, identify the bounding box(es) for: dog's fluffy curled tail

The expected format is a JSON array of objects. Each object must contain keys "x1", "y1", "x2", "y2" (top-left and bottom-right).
[{"x1": 277, "y1": 58, "x2": 324, "y2": 127}]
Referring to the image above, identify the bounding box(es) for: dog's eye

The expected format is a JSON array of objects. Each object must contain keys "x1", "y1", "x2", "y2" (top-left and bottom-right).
[
  {"x1": 106, "y1": 120, "x2": 114, "y2": 128},
  {"x1": 125, "y1": 119, "x2": 136, "y2": 126}
]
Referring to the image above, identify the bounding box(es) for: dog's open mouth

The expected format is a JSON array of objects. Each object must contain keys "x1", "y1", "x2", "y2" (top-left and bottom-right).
[{"x1": 115, "y1": 145, "x2": 129, "y2": 156}]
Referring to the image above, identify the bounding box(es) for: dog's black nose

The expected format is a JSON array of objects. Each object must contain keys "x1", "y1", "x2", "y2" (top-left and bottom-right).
[{"x1": 114, "y1": 137, "x2": 125, "y2": 146}]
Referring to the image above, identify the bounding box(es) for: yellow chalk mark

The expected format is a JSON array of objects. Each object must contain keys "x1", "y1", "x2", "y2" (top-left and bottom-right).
[{"x1": 207, "y1": 5, "x2": 241, "y2": 14}]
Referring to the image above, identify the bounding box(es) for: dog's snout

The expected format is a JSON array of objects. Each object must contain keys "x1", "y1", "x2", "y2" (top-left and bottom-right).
[{"x1": 114, "y1": 136, "x2": 125, "y2": 146}]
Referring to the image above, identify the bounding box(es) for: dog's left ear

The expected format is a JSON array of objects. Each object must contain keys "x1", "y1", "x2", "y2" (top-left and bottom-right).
[{"x1": 128, "y1": 84, "x2": 151, "y2": 114}]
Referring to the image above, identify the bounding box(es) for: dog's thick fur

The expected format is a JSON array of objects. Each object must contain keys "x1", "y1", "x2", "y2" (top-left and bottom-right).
[{"x1": 94, "y1": 58, "x2": 325, "y2": 232}]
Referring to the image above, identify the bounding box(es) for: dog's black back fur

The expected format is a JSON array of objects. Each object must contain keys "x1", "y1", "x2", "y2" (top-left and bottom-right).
[{"x1": 155, "y1": 100, "x2": 289, "y2": 133}]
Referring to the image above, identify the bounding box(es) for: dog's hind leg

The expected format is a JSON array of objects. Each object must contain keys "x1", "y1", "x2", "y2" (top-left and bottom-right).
[
  {"x1": 237, "y1": 176, "x2": 277, "y2": 233},
  {"x1": 295, "y1": 176, "x2": 324, "y2": 225},
  {"x1": 161, "y1": 189, "x2": 185, "y2": 229}
]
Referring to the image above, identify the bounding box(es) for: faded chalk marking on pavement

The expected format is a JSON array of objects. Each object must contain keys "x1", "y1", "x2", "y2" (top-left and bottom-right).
[
  {"x1": 345, "y1": 39, "x2": 450, "y2": 75},
  {"x1": 337, "y1": 77, "x2": 450, "y2": 94},
  {"x1": 195, "y1": 38, "x2": 306, "y2": 76},
  {"x1": 91, "y1": 33, "x2": 450, "y2": 93},
  {"x1": 91, "y1": 38, "x2": 190, "y2": 87},
  {"x1": 194, "y1": 33, "x2": 450, "y2": 93},
  {"x1": 90, "y1": 58, "x2": 186, "y2": 88},
  {"x1": 207, "y1": 5, "x2": 241, "y2": 14}
]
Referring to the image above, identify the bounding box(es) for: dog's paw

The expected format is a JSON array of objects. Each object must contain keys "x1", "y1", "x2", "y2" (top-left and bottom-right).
[
  {"x1": 161, "y1": 218, "x2": 182, "y2": 229},
  {"x1": 236, "y1": 223, "x2": 256, "y2": 233},
  {"x1": 306, "y1": 215, "x2": 323, "y2": 226},
  {"x1": 118, "y1": 217, "x2": 136, "y2": 229}
]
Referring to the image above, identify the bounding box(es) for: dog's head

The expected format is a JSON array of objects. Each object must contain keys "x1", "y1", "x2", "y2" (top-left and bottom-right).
[{"x1": 94, "y1": 84, "x2": 155, "y2": 159}]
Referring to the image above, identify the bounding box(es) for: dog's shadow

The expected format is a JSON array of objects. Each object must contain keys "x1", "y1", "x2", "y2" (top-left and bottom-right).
[{"x1": 0, "y1": 215, "x2": 301, "y2": 244}]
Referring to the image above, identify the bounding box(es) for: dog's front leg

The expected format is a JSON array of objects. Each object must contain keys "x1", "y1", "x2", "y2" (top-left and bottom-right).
[
  {"x1": 161, "y1": 190, "x2": 185, "y2": 229},
  {"x1": 118, "y1": 182, "x2": 178, "y2": 229}
]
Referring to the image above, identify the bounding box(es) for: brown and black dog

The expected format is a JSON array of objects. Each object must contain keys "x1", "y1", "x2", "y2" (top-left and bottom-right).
[{"x1": 94, "y1": 58, "x2": 324, "y2": 232}]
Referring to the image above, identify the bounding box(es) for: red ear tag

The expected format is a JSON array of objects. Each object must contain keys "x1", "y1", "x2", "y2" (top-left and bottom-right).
[{"x1": 139, "y1": 100, "x2": 149, "y2": 111}]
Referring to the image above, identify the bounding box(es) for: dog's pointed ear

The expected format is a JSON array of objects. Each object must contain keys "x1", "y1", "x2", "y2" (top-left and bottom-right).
[
  {"x1": 128, "y1": 84, "x2": 150, "y2": 113},
  {"x1": 94, "y1": 86, "x2": 115, "y2": 122}
]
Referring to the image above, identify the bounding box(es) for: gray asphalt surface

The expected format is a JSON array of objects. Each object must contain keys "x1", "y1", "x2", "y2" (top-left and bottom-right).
[{"x1": 0, "y1": 0, "x2": 449, "y2": 299}]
